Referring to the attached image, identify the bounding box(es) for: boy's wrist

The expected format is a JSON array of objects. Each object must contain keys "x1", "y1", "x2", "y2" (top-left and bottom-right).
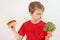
[{"x1": 11, "y1": 26, "x2": 16, "y2": 32}]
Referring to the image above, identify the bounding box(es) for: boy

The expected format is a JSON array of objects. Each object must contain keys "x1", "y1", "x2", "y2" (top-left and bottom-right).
[{"x1": 8, "y1": 1, "x2": 52, "y2": 40}]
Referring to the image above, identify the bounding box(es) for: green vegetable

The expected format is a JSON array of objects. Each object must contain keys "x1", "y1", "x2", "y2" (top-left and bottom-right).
[{"x1": 44, "y1": 22, "x2": 56, "y2": 32}]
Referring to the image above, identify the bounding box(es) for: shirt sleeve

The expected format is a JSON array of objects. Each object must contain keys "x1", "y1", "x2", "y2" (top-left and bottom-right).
[
  {"x1": 43, "y1": 22, "x2": 48, "y2": 36},
  {"x1": 44, "y1": 30, "x2": 48, "y2": 36},
  {"x1": 18, "y1": 24, "x2": 25, "y2": 36}
]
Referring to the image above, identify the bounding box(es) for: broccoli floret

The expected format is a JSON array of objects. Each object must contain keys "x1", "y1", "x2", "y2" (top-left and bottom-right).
[{"x1": 44, "y1": 22, "x2": 56, "y2": 32}]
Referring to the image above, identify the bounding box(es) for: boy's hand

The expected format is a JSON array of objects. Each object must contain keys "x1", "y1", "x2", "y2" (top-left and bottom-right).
[
  {"x1": 45, "y1": 31, "x2": 53, "y2": 40},
  {"x1": 48, "y1": 31, "x2": 52, "y2": 37},
  {"x1": 7, "y1": 20, "x2": 16, "y2": 28},
  {"x1": 7, "y1": 20, "x2": 23, "y2": 40}
]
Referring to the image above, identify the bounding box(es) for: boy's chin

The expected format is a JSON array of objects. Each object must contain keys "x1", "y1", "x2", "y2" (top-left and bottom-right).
[{"x1": 36, "y1": 19, "x2": 41, "y2": 21}]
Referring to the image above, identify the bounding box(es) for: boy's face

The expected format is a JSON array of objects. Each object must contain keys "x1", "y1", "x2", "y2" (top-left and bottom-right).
[{"x1": 30, "y1": 8, "x2": 43, "y2": 21}]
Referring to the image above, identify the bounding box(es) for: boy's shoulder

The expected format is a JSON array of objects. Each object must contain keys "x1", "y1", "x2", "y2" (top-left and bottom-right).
[
  {"x1": 40, "y1": 20, "x2": 46, "y2": 25},
  {"x1": 41, "y1": 20, "x2": 46, "y2": 23},
  {"x1": 22, "y1": 20, "x2": 30, "y2": 25}
]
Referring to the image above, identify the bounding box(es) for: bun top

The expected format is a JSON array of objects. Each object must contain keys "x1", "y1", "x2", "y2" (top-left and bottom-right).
[{"x1": 7, "y1": 20, "x2": 16, "y2": 25}]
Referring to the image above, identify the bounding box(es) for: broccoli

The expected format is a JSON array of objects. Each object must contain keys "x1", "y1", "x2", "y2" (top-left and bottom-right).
[{"x1": 44, "y1": 22, "x2": 56, "y2": 32}]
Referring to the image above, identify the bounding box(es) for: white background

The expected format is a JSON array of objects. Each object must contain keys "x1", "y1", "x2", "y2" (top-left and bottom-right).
[{"x1": 0, "y1": 0, "x2": 60, "y2": 40}]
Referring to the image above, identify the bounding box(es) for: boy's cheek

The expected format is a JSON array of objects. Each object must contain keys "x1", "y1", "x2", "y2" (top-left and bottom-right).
[{"x1": 37, "y1": 16, "x2": 42, "y2": 19}]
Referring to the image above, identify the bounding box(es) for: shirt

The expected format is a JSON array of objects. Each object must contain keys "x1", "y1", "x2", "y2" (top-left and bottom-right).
[{"x1": 18, "y1": 20, "x2": 48, "y2": 40}]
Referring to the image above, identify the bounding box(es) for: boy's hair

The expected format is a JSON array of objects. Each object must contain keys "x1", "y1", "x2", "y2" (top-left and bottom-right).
[{"x1": 28, "y1": 1, "x2": 44, "y2": 13}]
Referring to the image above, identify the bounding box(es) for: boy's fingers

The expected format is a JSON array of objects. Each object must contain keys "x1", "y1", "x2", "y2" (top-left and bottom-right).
[{"x1": 48, "y1": 31, "x2": 53, "y2": 37}]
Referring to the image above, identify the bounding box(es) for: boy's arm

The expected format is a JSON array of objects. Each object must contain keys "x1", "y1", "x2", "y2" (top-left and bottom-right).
[
  {"x1": 7, "y1": 20, "x2": 24, "y2": 40},
  {"x1": 45, "y1": 31, "x2": 52, "y2": 40},
  {"x1": 11, "y1": 27, "x2": 23, "y2": 40}
]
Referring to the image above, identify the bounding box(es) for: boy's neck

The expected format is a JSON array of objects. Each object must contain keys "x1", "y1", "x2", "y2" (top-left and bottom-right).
[{"x1": 31, "y1": 19, "x2": 41, "y2": 24}]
